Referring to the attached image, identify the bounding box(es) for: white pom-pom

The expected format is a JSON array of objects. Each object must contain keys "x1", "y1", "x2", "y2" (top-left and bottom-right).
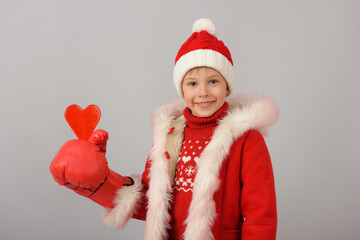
[{"x1": 192, "y1": 18, "x2": 216, "y2": 36}]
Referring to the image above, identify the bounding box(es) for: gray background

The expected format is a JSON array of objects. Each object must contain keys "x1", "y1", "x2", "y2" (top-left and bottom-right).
[{"x1": 1, "y1": 0, "x2": 359, "y2": 239}]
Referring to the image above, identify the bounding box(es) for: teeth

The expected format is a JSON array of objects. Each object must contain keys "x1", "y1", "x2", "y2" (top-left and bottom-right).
[{"x1": 198, "y1": 102, "x2": 212, "y2": 106}]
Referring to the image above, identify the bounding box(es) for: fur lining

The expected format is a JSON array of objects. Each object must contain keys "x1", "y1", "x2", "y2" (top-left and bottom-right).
[
  {"x1": 165, "y1": 116, "x2": 187, "y2": 183},
  {"x1": 184, "y1": 94, "x2": 278, "y2": 239},
  {"x1": 103, "y1": 175, "x2": 143, "y2": 229},
  {"x1": 144, "y1": 100, "x2": 186, "y2": 240},
  {"x1": 227, "y1": 94, "x2": 279, "y2": 136},
  {"x1": 145, "y1": 94, "x2": 279, "y2": 240}
]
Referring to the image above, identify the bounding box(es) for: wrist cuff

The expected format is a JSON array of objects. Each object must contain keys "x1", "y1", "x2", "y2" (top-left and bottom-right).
[{"x1": 88, "y1": 170, "x2": 125, "y2": 208}]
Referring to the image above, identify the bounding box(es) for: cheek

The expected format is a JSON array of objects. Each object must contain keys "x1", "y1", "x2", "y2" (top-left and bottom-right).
[
  {"x1": 215, "y1": 87, "x2": 228, "y2": 100},
  {"x1": 183, "y1": 91, "x2": 194, "y2": 106}
]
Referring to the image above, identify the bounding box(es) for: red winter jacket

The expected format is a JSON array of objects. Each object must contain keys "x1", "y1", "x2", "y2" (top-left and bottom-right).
[{"x1": 103, "y1": 94, "x2": 278, "y2": 240}]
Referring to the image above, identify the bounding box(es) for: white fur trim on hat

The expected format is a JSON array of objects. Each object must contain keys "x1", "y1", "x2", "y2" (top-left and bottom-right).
[{"x1": 173, "y1": 49, "x2": 235, "y2": 97}]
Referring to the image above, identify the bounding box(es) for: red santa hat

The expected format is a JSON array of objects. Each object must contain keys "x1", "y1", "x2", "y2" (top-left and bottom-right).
[{"x1": 173, "y1": 18, "x2": 235, "y2": 97}]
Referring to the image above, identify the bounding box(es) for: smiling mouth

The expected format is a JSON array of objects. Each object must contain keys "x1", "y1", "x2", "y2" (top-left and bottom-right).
[{"x1": 195, "y1": 101, "x2": 215, "y2": 108}]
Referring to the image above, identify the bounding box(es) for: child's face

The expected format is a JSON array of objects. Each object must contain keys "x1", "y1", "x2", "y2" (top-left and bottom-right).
[{"x1": 182, "y1": 67, "x2": 229, "y2": 117}]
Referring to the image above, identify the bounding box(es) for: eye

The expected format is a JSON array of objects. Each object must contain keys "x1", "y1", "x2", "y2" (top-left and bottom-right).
[
  {"x1": 209, "y1": 80, "x2": 218, "y2": 84},
  {"x1": 188, "y1": 82, "x2": 197, "y2": 86}
]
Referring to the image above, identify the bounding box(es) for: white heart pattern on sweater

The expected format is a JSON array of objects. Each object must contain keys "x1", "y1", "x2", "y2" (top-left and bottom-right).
[{"x1": 182, "y1": 156, "x2": 191, "y2": 163}]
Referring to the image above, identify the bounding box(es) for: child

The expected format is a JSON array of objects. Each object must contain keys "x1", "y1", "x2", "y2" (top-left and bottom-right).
[{"x1": 50, "y1": 18, "x2": 278, "y2": 240}]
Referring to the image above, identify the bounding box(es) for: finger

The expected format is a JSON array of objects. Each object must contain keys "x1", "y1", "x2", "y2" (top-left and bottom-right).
[
  {"x1": 89, "y1": 130, "x2": 108, "y2": 154},
  {"x1": 89, "y1": 129, "x2": 109, "y2": 144}
]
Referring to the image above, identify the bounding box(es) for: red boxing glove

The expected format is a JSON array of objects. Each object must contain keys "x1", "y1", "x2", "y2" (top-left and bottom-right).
[{"x1": 50, "y1": 130, "x2": 133, "y2": 208}]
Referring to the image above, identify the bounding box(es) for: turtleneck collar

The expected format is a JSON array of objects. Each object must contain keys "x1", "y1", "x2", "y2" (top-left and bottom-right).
[{"x1": 183, "y1": 102, "x2": 229, "y2": 129}]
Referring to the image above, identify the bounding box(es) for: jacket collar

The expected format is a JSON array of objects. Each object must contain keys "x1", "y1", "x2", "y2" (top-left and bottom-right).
[{"x1": 151, "y1": 93, "x2": 278, "y2": 136}]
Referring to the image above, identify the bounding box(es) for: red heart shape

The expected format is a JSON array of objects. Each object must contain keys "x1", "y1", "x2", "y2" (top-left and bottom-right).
[{"x1": 65, "y1": 104, "x2": 101, "y2": 140}]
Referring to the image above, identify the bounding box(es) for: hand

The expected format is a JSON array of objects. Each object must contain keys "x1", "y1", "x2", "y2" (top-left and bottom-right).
[
  {"x1": 50, "y1": 139, "x2": 109, "y2": 197},
  {"x1": 50, "y1": 132, "x2": 134, "y2": 208}
]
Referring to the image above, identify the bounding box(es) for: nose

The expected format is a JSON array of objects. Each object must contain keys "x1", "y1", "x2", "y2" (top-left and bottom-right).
[{"x1": 198, "y1": 84, "x2": 209, "y2": 97}]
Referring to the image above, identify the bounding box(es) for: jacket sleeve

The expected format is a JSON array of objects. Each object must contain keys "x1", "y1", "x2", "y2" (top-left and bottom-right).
[
  {"x1": 102, "y1": 157, "x2": 152, "y2": 228},
  {"x1": 240, "y1": 130, "x2": 277, "y2": 240}
]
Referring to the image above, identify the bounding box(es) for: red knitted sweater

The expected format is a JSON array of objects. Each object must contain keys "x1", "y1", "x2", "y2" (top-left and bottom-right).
[{"x1": 169, "y1": 102, "x2": 229, "y2": 239}]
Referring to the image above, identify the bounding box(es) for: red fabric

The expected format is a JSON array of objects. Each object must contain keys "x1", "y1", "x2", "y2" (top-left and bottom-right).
[
  {"x1": 169, "y1": 103, "x2": 228, "y2": 239},
  {"x1": 136, "y1": 129, "x2": 277, "y2": 240},
  {"x1": 240, "y1": 131, "x2": 277, "y2": 239},
  {"x1": 133, "y1": 102, "x2": 276, "y2": 239},
  {"x1": 136, "y1": 137, "x2": 276, "y2": 239},
  {"x1": 175, "y1": 30, "x2": 233, "y2": 65},
  {"x1": 212, "y1": 130, "x2": 277, "y2": 240},
  {"x1": 131, "y1": 157, "x2": 151, "y2": 221}
]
